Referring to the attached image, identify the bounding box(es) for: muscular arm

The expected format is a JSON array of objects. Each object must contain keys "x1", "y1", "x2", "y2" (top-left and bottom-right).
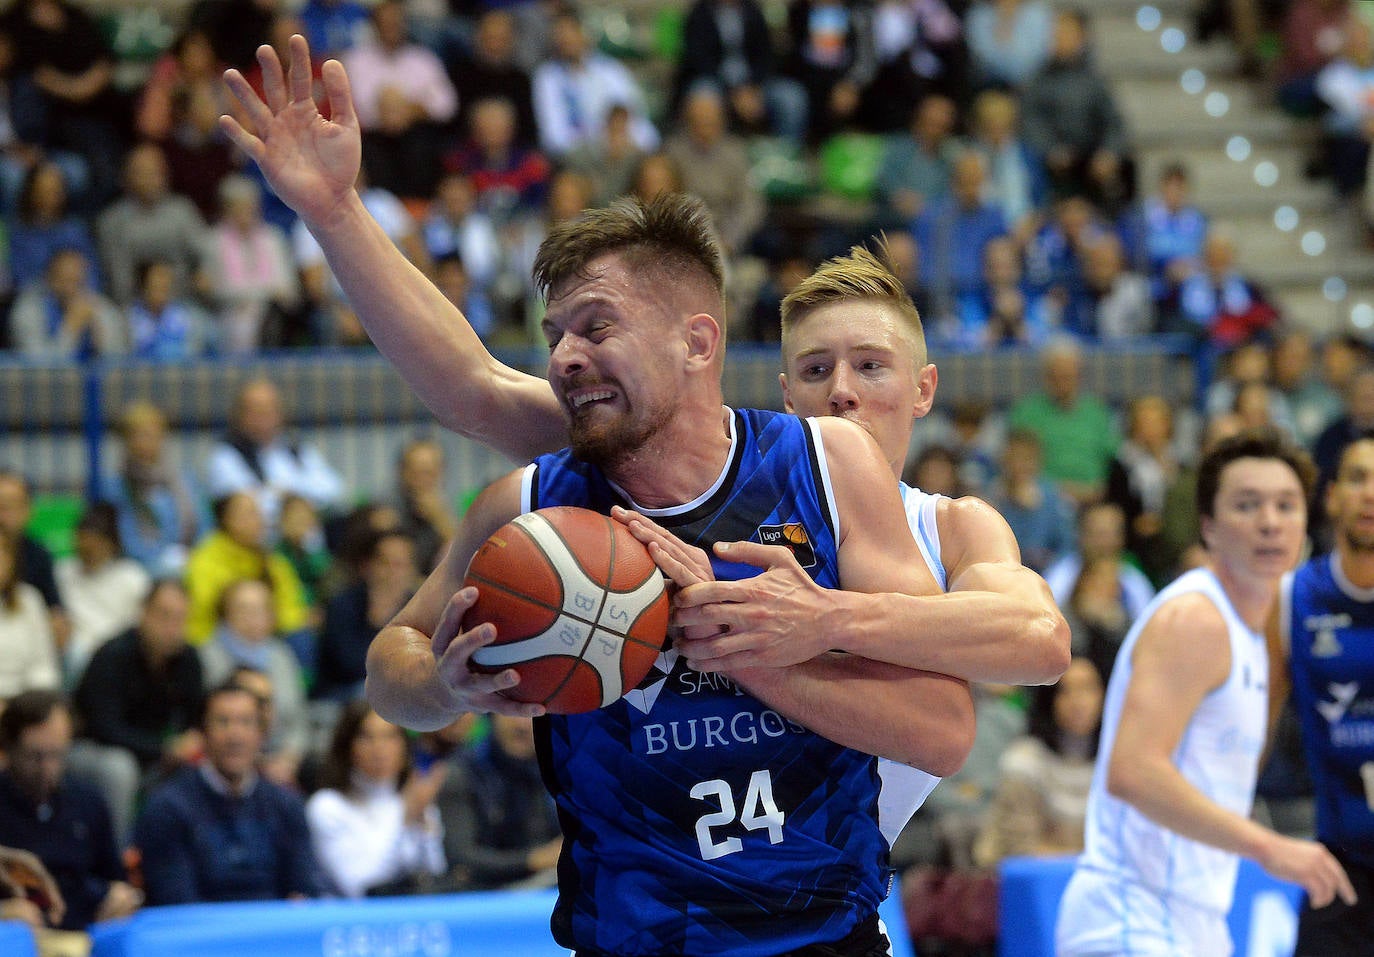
[
  {"x1": 221, "y1": 36, "x2": 565, "y2": 461},
  {"x1": 671, "y1": 480, "x2": 1069, "y2": 685},
  {"x1": 1108, "y1": 592, "x2": 1353, "y2": 907},
  {"x1": 365, "y1": 471, "x2": 541, "y2": 730}
]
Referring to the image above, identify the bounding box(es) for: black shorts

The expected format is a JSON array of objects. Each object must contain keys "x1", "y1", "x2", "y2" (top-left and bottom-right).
[
  {"x1": 1293, "y1": 849, "x2": 1374, "y2": 957},
  {"x1": 574, "y1": 912, "x2": 892, "y2": 957}
]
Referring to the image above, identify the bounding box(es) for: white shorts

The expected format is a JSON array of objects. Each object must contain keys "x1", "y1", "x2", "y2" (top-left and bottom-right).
[{"x1": 1055, "y1": 867, "x2": 1232, "y2": 957}]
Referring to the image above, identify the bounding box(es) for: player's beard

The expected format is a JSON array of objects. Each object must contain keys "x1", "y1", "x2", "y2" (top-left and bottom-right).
[
  {"x1": 1342, "y1": 524, "x2": 1374, "y2": 554},
  {"x1": 569, "y1": 396, "x2": 674, "y2": 472}
]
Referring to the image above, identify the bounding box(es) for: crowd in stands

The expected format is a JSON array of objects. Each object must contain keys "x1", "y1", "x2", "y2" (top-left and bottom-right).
[{"x1": 0, "y1": 0, "x2": 1373, "y2": 954}]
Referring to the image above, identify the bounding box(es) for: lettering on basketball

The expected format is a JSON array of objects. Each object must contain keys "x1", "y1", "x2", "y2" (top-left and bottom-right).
[
  {"x1": 689, "y1": 770, "x2": 785, "y2": 860},
  {"x1": 574, "y1": 591, "x2": 597, "y2": 613}
]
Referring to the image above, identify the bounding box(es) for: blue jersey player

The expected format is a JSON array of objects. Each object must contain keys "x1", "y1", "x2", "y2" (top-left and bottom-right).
[{"x1": 1274, "y1": 432, "x2": 1374, "y2": 955}]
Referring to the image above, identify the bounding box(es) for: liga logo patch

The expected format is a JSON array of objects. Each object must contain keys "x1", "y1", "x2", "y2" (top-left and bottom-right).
[{"x1": 758, "y1": 523, "x2": 817, "y2": 568}]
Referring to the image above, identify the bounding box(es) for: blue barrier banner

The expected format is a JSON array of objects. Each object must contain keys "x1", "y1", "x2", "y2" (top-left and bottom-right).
[
  {"x1": 998, "y1": 855, "x2": 1303, "y2": 957},
  {"x1": 0, "y1": 921, "x2": 36, "y2": 957},
  {"x1": 90, "y1": 887, "x2": 916, "y2": 957}
]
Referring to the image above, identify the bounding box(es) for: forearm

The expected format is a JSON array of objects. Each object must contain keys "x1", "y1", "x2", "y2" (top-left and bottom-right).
[
  {"x1": 734, "y1": 654, "x2": 974, "y2": 775},
  {"x1": 364, "y1": 625, "x2": 461, "y2": 731},
  {"x1": 303, "y1": 194, "x2": 562, "y2": 459},
  {"x1": 832, "y1": 588, "x2": 1069, "y2": 685},
  {"x1": 1110, "y1": 754, "x2": 1274, "y2": 862}
]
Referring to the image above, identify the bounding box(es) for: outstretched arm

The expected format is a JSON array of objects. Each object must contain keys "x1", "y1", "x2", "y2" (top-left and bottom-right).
[
  {"x1": 220, "y1": 35, "x2": 565, "y2": 461},
  {"x1": 669, "y1": 492, "x2": 1069, "y2": 685},
  {"x1": 365, "y1": 471, "x2": 543, "y2": 730}
]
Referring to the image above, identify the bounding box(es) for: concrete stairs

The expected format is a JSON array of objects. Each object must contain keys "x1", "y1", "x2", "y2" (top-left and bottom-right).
[{"x1": 1095, "y1": 0, "x2": 1374, "y2": 338}]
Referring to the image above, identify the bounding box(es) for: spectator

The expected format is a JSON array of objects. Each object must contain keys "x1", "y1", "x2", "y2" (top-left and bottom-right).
[
  {"x1": 392, "y1": 437, "x2": 456, "y2": 573},
  {"x1": 974, "y1": 656, "x2": 1104, "y2": 865},
  {"x1": 0, "y1": 0, "x2": 123, "y2": 208},
  {"x1": 1008, "y1": 338, "x2": 1120, "y2": 504},
  {"x1": 531, "y1": 8, "x2": 659, "y2": 159},
  {"x1": 1060, "y1": 556, "x2": 1131, "y2": 667},
  {"x1": 443, "y1": 96, "x2": 552, "y2": 221},
  {"x1": 986, "y1": 427, "x2": 1076, "y2": 574},
  {"x1": 968, "y1": 89, "x2": 1045, "y2": 243},
  {"x1": 1273, "y1": 329, "x2": 1342, "y2": 446},
  {"x1": 198, "y1": 578, "x2": 309, "y2": 788},
  {"x1": 135, "y1": 27, "x2": 225, "y2": 144},
  {"x1": 904, "y1": 444, "x2": 966, "y2": 498},
  {"x1": 187, "y1": 0, "x2": 274, "y2": 73},
  {"x1": 1020, "y1": 8, "x2": 1130, "y2": 212},
  {"x1": 450, "y1": 10, "x2": 538, "y2": 149},
  {"x1": 860, "y1": 0, "x2": 963, "y2": 134},
  {"x1": 781, "y1": 0, "x2": 877, "y2": 144},
  {"x1": 874, "y1": 93, "x2": 960, "y2": 226},
  {"x1": 0, "y1": 532, "x2": 58, "y2": 697},
  {"x1": 913, "y1": 149, "x2": 1010, "y2": 320},
  {"x1": 1313, "y1": 364, "x2": 1374, "y2": 505},
  {"x1": 0, "y1": 27, "x2": 81, "y2": 216},
  {"x1": 1075, "y1": 233, "x2": 1153, "y2": 340},
  {"x1": 665, "y1": 89, "x2": 765, "y2": 257},
  {"x1": 95, "y1": 143, "x2": 207, "y2": 308},
  {"x1": 9, "y1": 247, "x2": 124, "y2": 360},
  {"x1": 441, "y1": 714, "x2": 560, "y2": 891},
  {"x1": 98, "y1": 402, "x2": 208, "y2": 578},
  {"x1": 0, "y1": 691, "x2": 141, "y2": 931},
  {"x1": 134, "y1": 682, "x2": 322, "y2": 905},
  {"x1": 1122, "y1": 161, "x2": 1207, "y2": 305},
  {"x1": 1171, "y1": 230, "x2": 1280, "y2": 351},
  {"x1": 561, "y1": 103, "x2": 648, "y2": 208},
  {"x1": 1316, "y1": 16, "x2": 1374, "y2": 215},
  {"x1": 627, "y1": 152, "x2": 686, "y2": 206},
  {"x1": 0, "y1": 844, "x2": 64, "y2": 930},
  {"x1": 306, "y1": 700, "x2": 445, "y2": 897},
  {"x1": 343, "y1": 0, "x2": 457, "y2": 200},
  {"x1": 1203, "y1": 341, "x2": 1297, "y2": 434},
  {"x1": 6, "y1": 160, "x2": 99, "y2": 292},
  {"x1": 672, "y1": 0, "x2": 808, "y2": 141},
  {"x1": 275, "y1": 493, "x2": 331, "y2": 608},
  {"x1": 1023, "y1": 194, "x2": 1111, "y2": 327},
  {"x1": 1105, "y1": 396, "x2": 1180, "y2": 587},
  {"x1": 71, "y1": 580, "x2": 203, "y2": 845},
  {"x1": 964, "y1": 0, "x2": 1054, "y2": 90},
  {"x1": 126, "y1": 260, "x2": 216, "y2": 361},
  {"x1": 199, "y1": 174, "x2": 303, "y2": 354},
  {"x1": 952, "y1": 235, "x2": 1053, "y2": 348},
  {"x1": 184, "y1": 491, "x2": 311, "y2": 644},
  {"x1": 315, "y1": 530, "x2": 417, "y2": 703},
  {"x1": 420, "y1": 173, "x2": 500, "y2": 298},
  {"x1": 1276, "y1": 0, "x2": 1353, "y2": 117},
  {"x1": 161, "y1": 81, "x2": 238, "y2": 221},
  {"x1": 1044, "y1": 500, "x2": 1156, "y2": 624},
  {"x1": 0, "y1": 471, "x2": 67, "y2": 650},
  {"x1": 203, "y1": 378, "x2": 347, "y2": 537},
  {"x1": 54, "y1": 503, "x2": 150, "y2": 682},
  {"x1": 433, "y1": 252, "x2": 499, "y2": 342}
]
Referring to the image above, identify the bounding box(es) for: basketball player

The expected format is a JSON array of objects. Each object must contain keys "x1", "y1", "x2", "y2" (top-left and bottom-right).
[
  {"x1": 218, "y1": 33, "x2": 1068, "y2": 695},
  {"x1": 1056, "y1": 429, "x2": 1354, "y2": 957},
  {"x1": 1273, "y1": 432, "x2": 1374, "y2": 955},
  {"x1": 225, "y1": 43, "x2": 977, "y2": 955}
]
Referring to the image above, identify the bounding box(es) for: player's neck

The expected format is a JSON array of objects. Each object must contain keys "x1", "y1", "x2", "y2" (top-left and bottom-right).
[
  {"x1": 610, "y1": 406, "x2": 733, "y2": 509},
  {"x1": 1336, "y1": 544, "x2": 1374, "y2": 591},
  {"x1": 1208, "y1": 560, "x2": 1279, "y2": 632}
]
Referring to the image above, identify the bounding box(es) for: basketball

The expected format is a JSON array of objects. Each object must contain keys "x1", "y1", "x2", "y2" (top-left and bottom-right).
[{"x1": 463, "y1": 506, "x2": 671, "y2": 713}]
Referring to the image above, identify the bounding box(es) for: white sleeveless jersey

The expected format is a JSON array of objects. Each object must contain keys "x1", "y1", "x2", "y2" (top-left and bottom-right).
[
  {"x1": 1079, "y1": 566, "x2": 1270, "y2": 915},
  {"x1": 875, "y1": 484, "x2": 948, "y2": 845}
]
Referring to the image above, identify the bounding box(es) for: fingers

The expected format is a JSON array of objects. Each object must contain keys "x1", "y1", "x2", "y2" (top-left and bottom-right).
[
  {"x1": 1332, "y1": 857, "x2": 1358, "y2": 907},
  {"x1": 648, "y1": 540, "x2": 706, "y2": 589},
  {"x1": 714, "y1": 540, "x2": 798, "y2": 569},
  {"x1": 432, "y1": 586, "x2": 480, "y2": 658},
  {"x1": 288, "y1": 34, "x2": 314, "y2": 104},
  {"x1": 432, "y1": 619, "x2": 545, "y2": 718},
  {"x1": 321, "y1": 57, "x2": 358, "y2": 132},
  {"x1": 219, "y1": 113, "x2": 265, "y2": 164},
  {"x1": 255, "y1": 43, "x2": 288, "y2": 112}
]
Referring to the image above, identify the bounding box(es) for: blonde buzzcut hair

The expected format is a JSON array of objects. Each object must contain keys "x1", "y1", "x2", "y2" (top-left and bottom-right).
[{"x1": 780, "y1": 241, "x2": 927, "y2": 365}]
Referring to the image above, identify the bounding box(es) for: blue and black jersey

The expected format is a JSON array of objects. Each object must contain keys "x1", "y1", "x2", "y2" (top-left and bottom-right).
[{"x1": 523, "y1": 408, "x2": 892, "y2": 956}]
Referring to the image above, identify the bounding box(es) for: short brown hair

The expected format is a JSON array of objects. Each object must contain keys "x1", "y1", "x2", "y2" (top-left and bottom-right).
[
  {"x1": 1196, "y1": 426, "x2": 1316, "y2": 520},
  {"x1": 780, "y1": 240, "x2": 926, "y2": 365},
  {"x1": 532, "y1": 193, "x2": 723, "y2": 305}
]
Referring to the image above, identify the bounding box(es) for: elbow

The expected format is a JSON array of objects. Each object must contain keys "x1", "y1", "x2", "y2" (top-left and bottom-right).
[
  {"x1": 1039, "y1": 609, "x2": 1074, "y2": 684},
  {"x1": 1105, "y1": 750, "x2": 1142, "y2": 804}
]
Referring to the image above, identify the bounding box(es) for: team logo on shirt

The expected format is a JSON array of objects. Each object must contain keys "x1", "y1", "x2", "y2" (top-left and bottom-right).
[
  {"x1": 757, "y1": 523, "x2": 817, "y2": 568},
  {"x1": 1317, "y1": 682, "x2": 1360, "y2": 725},
  {"x1": 1305, "y1": 614, "x2": 1350, "y2": 658}
]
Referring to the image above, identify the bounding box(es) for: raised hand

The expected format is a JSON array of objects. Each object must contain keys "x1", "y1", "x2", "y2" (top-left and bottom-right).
[{"x1": 219, "y1": 34, "x2": 361, "y2": 226}]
